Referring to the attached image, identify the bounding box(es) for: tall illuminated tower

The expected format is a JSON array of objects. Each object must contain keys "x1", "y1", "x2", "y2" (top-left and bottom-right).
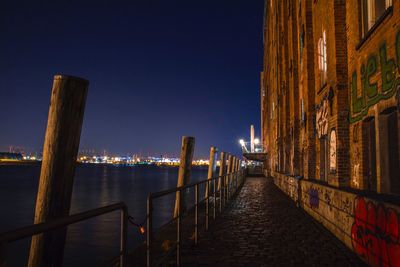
[{"x1": 250, "y1": 125, "x2": 255, "y2": 153}]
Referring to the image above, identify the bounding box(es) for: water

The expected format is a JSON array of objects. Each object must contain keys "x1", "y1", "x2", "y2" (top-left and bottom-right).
[{"x1": 0, "y1": 164, "x2": 209, "y2": 266}]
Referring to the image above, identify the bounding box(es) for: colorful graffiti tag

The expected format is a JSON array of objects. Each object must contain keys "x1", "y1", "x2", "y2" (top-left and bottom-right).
[
  {"x1": 350, "y1": 31, "x2": 400, "y2": 123},
  {"x1": 351, "y1": 197, "x2": 400, "y2": 267},
  {"x1": 309, "y1": 187, "x2": 319, "y2": 209}
]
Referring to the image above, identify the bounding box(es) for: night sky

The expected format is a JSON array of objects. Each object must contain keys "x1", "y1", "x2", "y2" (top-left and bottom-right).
[{"x1": 0, "y1": 0, "x2": 264, "y2": 158}]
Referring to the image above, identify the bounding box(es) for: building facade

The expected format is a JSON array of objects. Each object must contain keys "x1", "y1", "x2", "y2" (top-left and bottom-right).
[{"x1": 261, "y1": 0, "x2": 400, "y2": 266}]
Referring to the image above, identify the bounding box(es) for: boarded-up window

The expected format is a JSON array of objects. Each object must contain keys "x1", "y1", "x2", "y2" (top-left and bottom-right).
[
  {"x1": 379, "y1": 108, "x2": 400, "y2": 194},
  {"x1": 362, "y1": 117, "x2": 377, "y2": 191}
]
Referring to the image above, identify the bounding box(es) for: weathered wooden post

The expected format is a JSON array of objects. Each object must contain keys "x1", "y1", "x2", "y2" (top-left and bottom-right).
[
  {"x1": 218, "y1": 152, "x2": 226, "y2": 212},
  {"x1": 217, "y1": 152, "x2": 226, "y2": 190},
  {"x1": 174, "y1": 136, "x2": 195, "y2": 218},
  {"x1": 205, "y1": 146, "x2": 217, "y2": 198},
  {"x1": 236, "y1": 158, "x2": 240, "y2": 189},
  {"x1": 205, "y1": 146, "x2": 216, "y2": 231},
  {"x1": 224, "y1": 155, "x2": 232, "y2": 203},
  {"x1": 236, "y1": 158, "x2": 239, "y2": 179},
  {"x1": 234, "y1": 157, "x2": 238, "y2": 194},
  {"x1": 28, "y1": 75, "x2": 88, "y2": 267},
  {"x1": 227, "y1": 155, "x2": 235, "y2": 199},
  {"x1": 230, "y1": 157, "x2": 236, "y2": 196}
]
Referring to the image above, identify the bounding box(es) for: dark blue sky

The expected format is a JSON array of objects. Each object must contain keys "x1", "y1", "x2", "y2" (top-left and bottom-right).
[{"x1": 0, "y1": 0, "x2": 263, "y2": 158}]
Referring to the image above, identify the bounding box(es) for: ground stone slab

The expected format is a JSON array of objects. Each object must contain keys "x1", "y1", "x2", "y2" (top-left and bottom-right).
[{"x1": 180, "y1": 177, "x2": 367, "y2": 267}]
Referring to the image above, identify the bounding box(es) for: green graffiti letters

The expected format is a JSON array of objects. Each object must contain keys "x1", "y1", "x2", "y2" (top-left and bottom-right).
[
  {"x1": 352, "y1": 71, "x2": 364, "y2": 113},
  {"x1": 380, "y1": 43, "x2": 396, "y2": 93},
  {"x1": 350, "y1": 32, "x2": 400, "y2": 123},
  {"x1": 363, "y1": 55, "x2": 378, "y2": 98}
]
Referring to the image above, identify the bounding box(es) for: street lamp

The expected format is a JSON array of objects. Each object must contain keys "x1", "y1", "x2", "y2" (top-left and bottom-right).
[
  {"x1": 254, "y1": 138, "x2": 260, "y2": 145},
  {"x1": 239, "y1": 139, "x2": 249, "y2": 153}
]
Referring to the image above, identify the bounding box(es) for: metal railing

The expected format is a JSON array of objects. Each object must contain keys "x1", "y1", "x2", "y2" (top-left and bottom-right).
[
  {"x1": 0, "y1": 169, "x2": 247, "y2": 267},
  {"x1": 0, "y1": 202, "x2": 128, "y2": 267},
  {"x1": 146, "y1": 168, "x2": 246, "y2": 267}
]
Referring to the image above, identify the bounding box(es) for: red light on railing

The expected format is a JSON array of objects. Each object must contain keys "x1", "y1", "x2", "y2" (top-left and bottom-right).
[{"x1": 139, "y1": 226, "x2": 145, "y2": 234}]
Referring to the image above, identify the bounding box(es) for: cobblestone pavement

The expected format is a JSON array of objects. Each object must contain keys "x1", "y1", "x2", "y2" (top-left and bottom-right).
[{"x1": 181, "y1": 177, "x2": 367, "y2": 267}]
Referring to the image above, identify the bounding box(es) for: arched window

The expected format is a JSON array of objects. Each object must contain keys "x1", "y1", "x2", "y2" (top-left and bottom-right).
[{"x1": 317, "y1": 30, "x2": 327, "y2": 88}]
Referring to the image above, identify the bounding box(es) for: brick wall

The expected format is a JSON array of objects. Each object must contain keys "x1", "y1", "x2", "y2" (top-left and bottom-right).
[
  {"x1": 262, "y1": 1, "x2": 400, "y2": 263},
  {"x1": 262, "y1": 0, "x2": 400, "y2": 192}
]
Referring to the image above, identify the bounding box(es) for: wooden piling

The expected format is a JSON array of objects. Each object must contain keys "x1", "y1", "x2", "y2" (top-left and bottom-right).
[
  {"x1": 230, "y1": 157, "x2": 236, "y2": 196},
  {"x1": 174, "y1": 136, "x2": 195, "y2": 218},
  {"x1": 226, "y1": 155, "x2": 233, "y2": 199},
  {"x1": 28, "y1": 75, "x2": 88, "y2": 267},
  {"x1": 218, "y1": 152, "x2": 226, "y2": 190},
  {"x1": 227, "y1": 155, "x2": 233, "y2": 176},
  {"x1": 205, "y1": 146, "x2": 217, "y2": 198},
  {"x1": 235, "y1": 158, "x2": 240, "y2": 188}
]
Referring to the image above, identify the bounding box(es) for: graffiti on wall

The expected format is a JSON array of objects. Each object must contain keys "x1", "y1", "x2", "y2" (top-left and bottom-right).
[
  {"x1": 351, "y1": 197, "x2": 400, "y2": 267},
  {"x1": 277, "y1": 177, "x2": 400, "y2": 267},
  {"x1": 352, "y1": 163, "x2": 360, "y2": 188},
  {"x1": 329, "y1": 129, "x2": 337, "y2": 172},
  {"x1": 352, "y1": 146, "x2": 361, "y2": 188},
  {"x1": 309, "y1": 187, "x2": 319, "y2": 209},
  {"x1": 351, "y1": 124, "x2": 361, "y2": 188},
  {"x1": 350, "y1": 32, "x2": 400, "y2": 123},
  {"x1": 316, "y1": 99, "x2": 329, "y2": 138}
]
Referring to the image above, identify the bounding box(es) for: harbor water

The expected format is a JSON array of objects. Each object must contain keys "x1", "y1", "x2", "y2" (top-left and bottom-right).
[{"x1": 0, "y1": 163, "x2": 208, "y2": 266}]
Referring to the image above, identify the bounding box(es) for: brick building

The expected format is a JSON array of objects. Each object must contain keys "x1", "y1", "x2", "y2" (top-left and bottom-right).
[{"x1": 261, "y1": 0, "x2": 400, "y2": 265}]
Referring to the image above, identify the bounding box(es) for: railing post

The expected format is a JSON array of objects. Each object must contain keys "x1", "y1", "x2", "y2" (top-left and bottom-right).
[
  {"x1": 205, "y1": 146, "x2": 217, "y2": 198},
  {"x1": 234, "y1": 159, "x2": 237, "y2": 187},
  {"x1": 29, "y1": 75, "x2": 88, "y2": 267},
  {"x1": 217, "y1": 152, "x2": 226, "y2": 192},
  {"x1": 177, "y1": 190, "x2": 182, "y2": 266},
  {"x1": 223, "y1": 173, "x2": 226, "y2": 208},
  {"x1": 213, "y1": 178, "x2": 216, "y2": 219},
  {"x1": 228, "y1": 158, "x2": 232, "y2": 199},
  {"x1": 174, "y1": 136, "x2": 195, "y2": 218},
  {"x1": 205, "y1": 180, "x2": 209, "y2": 231},
  {"x1": 120, "y1": 206, "x2": 127, "y2": 267},
  {"x1": 219, "y1": 176, "x2": 222, "y2": 213},
  {"x1": 236, "y1": 158, "x2": 239, "y2": 187},
  {"x1": 195, "y1": 184, "x2": 199, "y2": 245},
  {"x1": 226, "y1": 155, "x2": 233, "y2": 203},
  {"x1": 205, "y1": 146, "x2": 217, "y2": 231},
  {"x1": 238, "y1": 159, "x2": 241, "y2": 187},
  {"x1": 147, "y1": 196, "x2": 153, "y2": 267},
  {"x1": 231, "y1": 157, "x2": 237, "y2": 198}
]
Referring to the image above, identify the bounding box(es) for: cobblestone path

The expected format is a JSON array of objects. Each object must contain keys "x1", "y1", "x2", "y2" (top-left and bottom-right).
[{"x1": 181, "y1": 177, "x2": 366, "y2": 267}]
